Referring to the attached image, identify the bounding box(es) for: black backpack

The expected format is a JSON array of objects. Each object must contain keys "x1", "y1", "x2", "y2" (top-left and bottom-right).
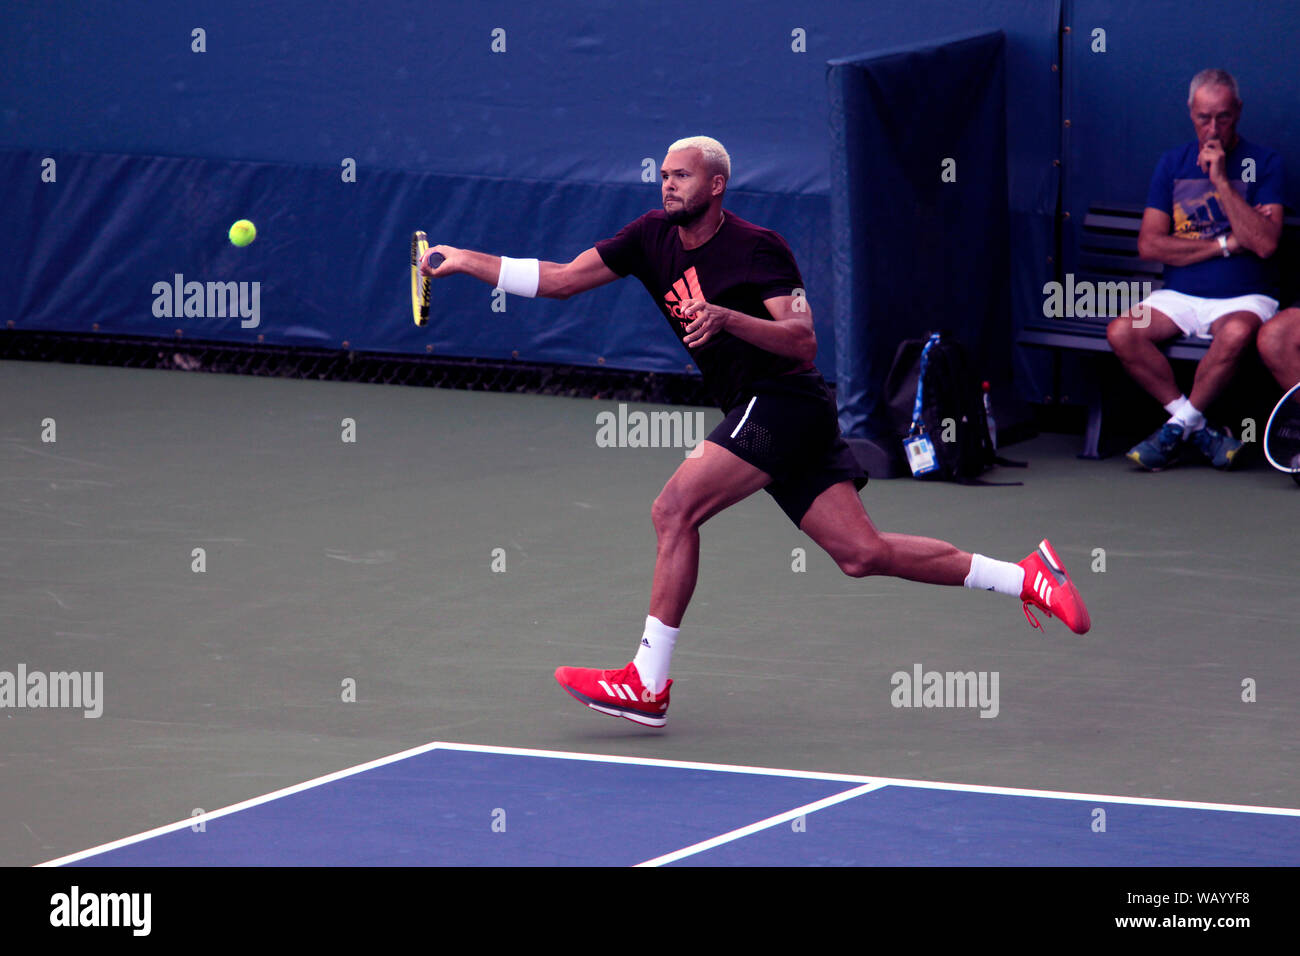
[{"x1": 884, "y1": 331, "x2": 1018, "y2": 484}]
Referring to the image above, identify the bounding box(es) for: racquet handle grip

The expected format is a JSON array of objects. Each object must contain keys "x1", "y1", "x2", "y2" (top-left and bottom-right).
[{"x1": 424, "y1": 251, "x2": 445, "y2": 270}]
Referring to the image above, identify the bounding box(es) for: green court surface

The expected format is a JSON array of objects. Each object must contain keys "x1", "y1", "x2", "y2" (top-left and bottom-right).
[{"x1": 2, "y1": 360, "x2": 1296, "y2": 867}]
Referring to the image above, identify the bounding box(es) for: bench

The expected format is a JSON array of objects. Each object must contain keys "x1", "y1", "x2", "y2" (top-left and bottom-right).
[{"x1": 1020, "y1": 203, "x2": 1299, "y2": 458}]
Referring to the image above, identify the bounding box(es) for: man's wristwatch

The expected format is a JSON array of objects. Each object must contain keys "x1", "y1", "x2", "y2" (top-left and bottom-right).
[{"x1": 1218, "y1": 235, "x2": 1230, "y2": 257}]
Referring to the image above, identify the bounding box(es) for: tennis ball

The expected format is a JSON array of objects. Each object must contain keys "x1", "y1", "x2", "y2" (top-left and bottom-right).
[{"x1": 228, "y1": 219, "x2": 257, "y2": 247}]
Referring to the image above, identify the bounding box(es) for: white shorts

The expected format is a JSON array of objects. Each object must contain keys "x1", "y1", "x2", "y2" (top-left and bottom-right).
[{"x1": 1137, "y1": 289, "x2": 1279, "y2": 339}]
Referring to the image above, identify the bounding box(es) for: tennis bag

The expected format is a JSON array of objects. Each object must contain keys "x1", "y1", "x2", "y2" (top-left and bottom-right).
[{"x1": 884, "y1": 331, "x2": 1016, "y2": 484}]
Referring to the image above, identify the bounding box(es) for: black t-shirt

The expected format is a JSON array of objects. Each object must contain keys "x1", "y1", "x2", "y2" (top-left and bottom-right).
[{"x1": 595, "y1": 210, "x2": 812, "y2": 412}]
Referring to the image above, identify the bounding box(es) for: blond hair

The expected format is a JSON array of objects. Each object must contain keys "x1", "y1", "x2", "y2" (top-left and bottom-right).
[{"x1": 667, "y1": 136, "x2": 731, "y2": 182}]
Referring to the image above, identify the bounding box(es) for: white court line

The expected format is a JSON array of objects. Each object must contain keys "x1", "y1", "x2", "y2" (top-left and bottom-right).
[
  {"x1": 432, "y1": 742, "x2": 1300, "y2": 817},
  {"x1": 635, "y1": 783, "x2": 886, "y2": 867},
  {"x1": 433, "y1": 740, "x2": 879, "y2": 782},
  {"x1": 40, "y1": 740, "x2": 1300, "y2": 867}
]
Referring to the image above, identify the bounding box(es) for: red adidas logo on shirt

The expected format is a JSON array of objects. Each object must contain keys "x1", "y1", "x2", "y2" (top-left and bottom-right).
[{"x1": 663, "y1": 266, "x2": 704, "y2": 329}]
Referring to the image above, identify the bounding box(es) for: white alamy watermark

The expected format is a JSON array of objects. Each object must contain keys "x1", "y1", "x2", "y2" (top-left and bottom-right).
[
  {"x1": 152, "y1": 274, "x2": 260, "y2": 328},
  {"x1": 891, "y1": 663, "x2": 999, "y2": 718},
  {"x1": 595, "y1": 404, "x2": 707, "y2": 457},
  {"x1": 50, "y1": 886, "x2": 150, "y2": 936},
  {"x1": 0, "y1": 664, "x2": 103, "y2": 718},
  {"x1": 1042, "y1": 274, "x2": 1152, "y2": 319}
]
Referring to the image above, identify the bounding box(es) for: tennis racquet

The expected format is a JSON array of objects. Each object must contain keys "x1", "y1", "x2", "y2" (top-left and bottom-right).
[
  {"x1": 1262, "y1": 382, "x2": 1300, "y2": 486},
  {"x1": 410, "y1": 231, "x2": 444, "y2": 326}
]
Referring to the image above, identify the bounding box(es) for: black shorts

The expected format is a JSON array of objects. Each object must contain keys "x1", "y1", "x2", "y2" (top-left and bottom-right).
[{"x1": 708, "y1": 370, "x2": 868, "y2": 527}]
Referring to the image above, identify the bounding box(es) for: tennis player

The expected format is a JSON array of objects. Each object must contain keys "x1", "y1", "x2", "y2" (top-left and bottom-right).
[{"x1": 422, "y1": 136, "x2": 1090, "y2": 727}]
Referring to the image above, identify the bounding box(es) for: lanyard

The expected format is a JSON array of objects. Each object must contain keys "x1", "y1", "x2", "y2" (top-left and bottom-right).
[{"x1": 910, "y1": 333, "x2": 941, "y2": 433}]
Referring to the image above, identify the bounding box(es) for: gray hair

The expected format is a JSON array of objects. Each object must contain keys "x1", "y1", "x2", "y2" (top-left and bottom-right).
[
  {"x1": 1188, "y1": 68, "x2": 1240, "y2": 106},
  {"x1": 667, "y1": 136, "x2": 731, "y2": 182}
]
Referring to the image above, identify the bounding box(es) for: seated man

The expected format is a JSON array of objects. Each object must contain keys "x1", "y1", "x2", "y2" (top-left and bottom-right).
[
  {"x1": 1106, "y1": 68, "x2": 1284, "y2": 470},
  {"x1": 1259, "y1": 303, "x2": 1300, "y2": 391}
]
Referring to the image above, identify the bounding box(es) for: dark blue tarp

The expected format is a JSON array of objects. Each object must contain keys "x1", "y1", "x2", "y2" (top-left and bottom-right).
[
  {"x1": 829, "y1": 31, "x2": 1012, "y2": 439},
  {"x1": 0, "y1": 147, "x2": 836, "y2": 373},
  {"x1": 0, "y1": 0, "x2": 1077, "y2": 393},
  {"x1": 1, "y1": 0, "x2": 1066, "y2": 193}
]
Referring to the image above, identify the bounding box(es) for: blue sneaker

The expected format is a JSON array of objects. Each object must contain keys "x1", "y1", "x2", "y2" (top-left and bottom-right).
[
  {"x1": 1188, "y1": 423, "x2": 1243, "y2": 469},
  {"x1": 1127, "y1": 422, "x2": 1185, "y2": 470}
]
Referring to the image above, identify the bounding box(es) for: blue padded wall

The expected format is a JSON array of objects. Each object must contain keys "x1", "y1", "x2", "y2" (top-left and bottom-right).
[
  {"x1": 829, "y1": 31, "x2": 1012, "y2": 439},
  {"x1": 2, "y1": 0, "x2": 1063, "y2": 386}
]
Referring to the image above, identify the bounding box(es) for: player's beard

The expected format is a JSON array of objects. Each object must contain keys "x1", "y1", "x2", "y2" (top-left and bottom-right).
[{"x1": 664, "y1": 194, "x2": 709, "y2": 226}]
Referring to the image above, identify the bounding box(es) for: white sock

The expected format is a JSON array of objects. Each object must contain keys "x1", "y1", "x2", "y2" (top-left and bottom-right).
[
  {"x1": 963, "y1": 554, "x2": 1025, "y2": 597},
  {"x1": 1163, "y1": 395, "x2": 1188, "y2": 418},
  {"x1": 633, "y1": 615, "x2": 678, "y2": 694},
  {"x1": 1170, "y1": 401, "x2": 1206, "y2": 434}
]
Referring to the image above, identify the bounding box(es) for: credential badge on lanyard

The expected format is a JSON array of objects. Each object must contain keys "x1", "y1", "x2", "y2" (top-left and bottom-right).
[{"x1": 903, "y1": 333, "x2": 942, "y2": 477}]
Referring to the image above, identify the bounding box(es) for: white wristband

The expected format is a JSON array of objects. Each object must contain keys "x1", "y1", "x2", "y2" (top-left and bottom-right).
[
  {"x1": 1218, "y1": 235, "x2": 1230, "y2": 257},
  {"x1": 497, "y1": 256, "x2": 540, "y2": 297}
]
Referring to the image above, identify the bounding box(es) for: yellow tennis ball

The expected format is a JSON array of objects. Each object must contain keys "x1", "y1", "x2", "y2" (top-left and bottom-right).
[{"x1": 228, "y1": 219, "x2": 257, "y2": 247}]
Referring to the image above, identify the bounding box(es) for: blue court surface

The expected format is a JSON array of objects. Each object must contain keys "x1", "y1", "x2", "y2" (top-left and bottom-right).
[{"x1": 41, "y1": 743, "x2": 1300, "y2": 867}]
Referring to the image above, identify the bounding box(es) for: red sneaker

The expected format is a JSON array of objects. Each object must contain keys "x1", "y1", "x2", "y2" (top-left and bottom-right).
[
  {"x1": 1018, "y1": 539, "x2": 1091, "y2": 634},
  {"x1": 554, "y1": 662, "x2": 671, "y2": 727}
]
